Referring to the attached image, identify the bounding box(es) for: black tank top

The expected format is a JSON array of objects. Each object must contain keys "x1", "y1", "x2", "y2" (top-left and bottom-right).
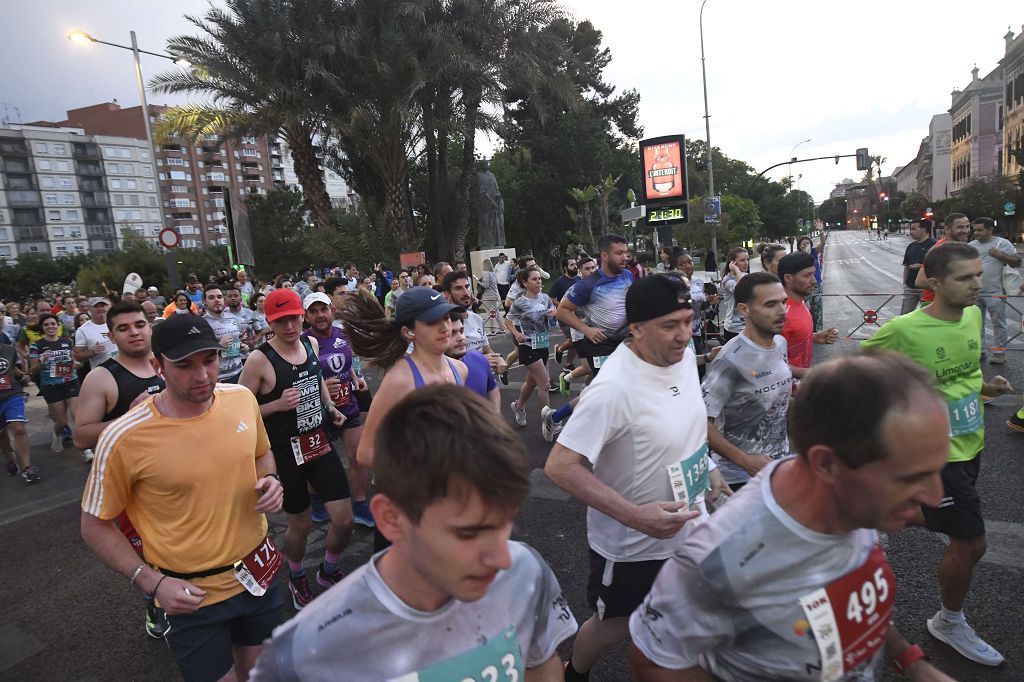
[
  {"x1": 256, "y1": 337, "x2": 325, "y2": 444},
  {"x1": 100, "y1": 358, "x2": 166, "y2": 422}
]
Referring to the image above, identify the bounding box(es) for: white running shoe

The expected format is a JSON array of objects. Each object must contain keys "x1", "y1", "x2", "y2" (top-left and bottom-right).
[
  {"x1": 50, "y1": 432, "x2": 63, "y2": 453},
  {"x1": 82, "y1": 448, "x2": 95, "y2": 463},
  {"x1": 510, "y1": 401, "x2": 527, "y2": 427},
  {"x1": 541, "y1": 406, "x2": 556, "y2": 442},
  {"x1": 926, "y1": 611, "x2": 1004, "y2": 666}
]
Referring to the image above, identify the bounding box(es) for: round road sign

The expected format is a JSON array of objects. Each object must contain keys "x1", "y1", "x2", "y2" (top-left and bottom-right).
[
  {"x1": 863, "y1": 309, "x2": 878, "y2": 325},
  {"x1": 159, "y1": 228, "x2": 180, "y2": 250}
]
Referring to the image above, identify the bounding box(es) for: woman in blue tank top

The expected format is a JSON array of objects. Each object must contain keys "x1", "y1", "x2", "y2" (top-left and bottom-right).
[{"x1": 337, "y1": 287, "x2": 468, "y2": 470}]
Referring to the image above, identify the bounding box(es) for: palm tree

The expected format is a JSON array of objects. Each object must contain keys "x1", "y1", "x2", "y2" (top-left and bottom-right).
[
  {"x1": 149, "y1": 0, "x2": 338, "y2": 231},
  {"x1": 567, "y1": 185, "x2": 597, "y2": 250}
]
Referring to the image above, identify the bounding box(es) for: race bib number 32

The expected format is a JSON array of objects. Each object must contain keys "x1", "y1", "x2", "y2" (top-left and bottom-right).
[
  {"x1": 388, "y1": 626, "x2": 524, "y2": 682},
  {"x1": 798, "y1": 544, "x2": 894, "y2": 682},
  {"x1": 290, "y1": 427, "x2": 331, "y2": 466}
]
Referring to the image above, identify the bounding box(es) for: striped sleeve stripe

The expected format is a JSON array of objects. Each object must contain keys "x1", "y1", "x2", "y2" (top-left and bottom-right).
[{"x1": 82, "y1": 406, "x2": 154, "y2": 517}]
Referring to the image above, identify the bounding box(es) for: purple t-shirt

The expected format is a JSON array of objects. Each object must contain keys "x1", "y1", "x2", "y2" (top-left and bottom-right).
[
  {"x1": 460, "y1": 350, "x2": 496, "y2": 399},
  {"x1": 303, "y1": 326, "x2": 360, "y2": 417}
]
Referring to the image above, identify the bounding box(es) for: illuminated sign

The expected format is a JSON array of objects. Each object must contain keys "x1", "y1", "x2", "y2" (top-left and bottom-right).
[
  {"x1": 647, "y1": 205, "x2": 687, "y2": 223},
  {"x1": 640, "y1": 135, "x2": 688, "y2": 224}
]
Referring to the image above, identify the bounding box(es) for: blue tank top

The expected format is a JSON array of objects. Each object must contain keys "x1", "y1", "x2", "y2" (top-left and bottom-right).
[{"x1": 404, "y1": 355, "x2": 462, "y2": 389}]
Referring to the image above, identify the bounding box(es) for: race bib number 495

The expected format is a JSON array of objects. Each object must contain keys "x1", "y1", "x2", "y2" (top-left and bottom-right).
[{"x1": 388, "y1": 626, "x2": 524, "y2": 682}]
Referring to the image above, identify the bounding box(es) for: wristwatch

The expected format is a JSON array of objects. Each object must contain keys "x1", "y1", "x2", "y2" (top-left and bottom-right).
[{"x1": 891, "y1": 643, "x2": 925, "y2": 675}]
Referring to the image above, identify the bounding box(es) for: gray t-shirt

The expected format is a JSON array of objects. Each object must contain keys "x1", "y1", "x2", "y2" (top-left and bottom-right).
[
  {"x1": 250, "y1": 542, "x2": 577, "y2": 681},
  {"x1": 464, "y1": 310, "x2": 488, "y2": 353},
  {"x1": 507, "y1": 293, "x2": 553, "y2": 336},
  {"x1": 630, "y1": 460, "x2": 889, "y2": 681},
  {"x1": 701, "y1": 334, "x2": 793, "y2": 485},
  {"x1": 719, "y1": 275, "x2": 745, "y2": 333},
  {"x1": 204, "y1": 311, "x2": 244, "y2": 380},
  {"x1": 968, "y1": 237, "x2": 1016, "y2": 295}
]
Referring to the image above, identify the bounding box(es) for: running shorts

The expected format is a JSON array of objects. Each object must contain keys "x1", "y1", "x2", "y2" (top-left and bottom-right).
[
  {"x1": 587, "y1": 549, "x2": 666, "y2": 620},
  {"x1": 271, "y1": 441, "x2": 351, "y2": 515},
  {"x1": 922, "y1": 455, "x2": 984, "y2": 540}
]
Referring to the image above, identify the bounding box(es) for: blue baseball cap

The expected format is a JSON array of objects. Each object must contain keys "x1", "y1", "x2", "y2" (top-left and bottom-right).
[{"x1": 394, "y1": 287, "x2": 463, "y2": 326}]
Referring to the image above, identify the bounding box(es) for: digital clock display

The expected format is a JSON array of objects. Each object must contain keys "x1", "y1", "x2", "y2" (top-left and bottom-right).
[{"x1": 648, "y1": 206, "x2": 687, "y2": 223}]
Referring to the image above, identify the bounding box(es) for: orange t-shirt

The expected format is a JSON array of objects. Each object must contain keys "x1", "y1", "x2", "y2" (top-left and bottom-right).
[
  {"x1": 919, "y1": 238, "x2": 947, "y2": 303},
  {"x1": 82, "y1": 384, "x2": 272, "y2": 606}
]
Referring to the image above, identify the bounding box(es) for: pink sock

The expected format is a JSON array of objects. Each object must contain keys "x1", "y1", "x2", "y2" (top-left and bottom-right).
[
  {"x1": 288, "y1": 559, "x2": 304, "y2": 573},
  {"x1": 324, "y1": 550, "x2": 342, "y2": 565}
]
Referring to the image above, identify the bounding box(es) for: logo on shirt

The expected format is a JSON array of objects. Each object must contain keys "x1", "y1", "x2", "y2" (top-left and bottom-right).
[
  {"x1": 0, "y1": 358, "x2": 9, "y2": 374},
  {"x1": 968, "y1": 339, "x2": 979, "y2": 351},
  {"x1": 935, "y1": 346, "x2": 947, "y2": 361},
  {"x1": 750, "y1": 369, "x2": 773, "y2": 379},
  {"x1": 236, "y1": 421, "x2": 249, "y2": 433},
  {"x1": 794, "y1": 619, "x2": 811, "y2": 637},
  {"x1": 668, "y1": 386, "x2": 679, "y2": 396},
  {"x1": 333, "y1": 338, "x2": 344, "y2": 348}
]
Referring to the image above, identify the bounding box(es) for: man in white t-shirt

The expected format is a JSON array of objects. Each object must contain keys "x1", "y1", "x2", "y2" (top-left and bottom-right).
[
  {"x1": 967, "y1": 217, "x2": 1021, "y2": 364},
  {"x1": 630, "y1": 352, "x2": 957, "y2": 682},
  {"x1": 74, "y1": 298, "x2": 117, "y2": 370},
  {"x1": 546, "y1": 274, "x2": 728, "y2": 681},
  {"x1": 250, "y1": 385, "x2": 577, "y2": 680}
]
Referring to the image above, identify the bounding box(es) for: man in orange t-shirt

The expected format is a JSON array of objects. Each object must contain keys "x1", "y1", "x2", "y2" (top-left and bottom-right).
[
  {"x1": 916, "y1": 213, "x2": 970, "y2": 305},
  {"x1": 778, "y1": 253, "x2": 837, "y2": 375}
]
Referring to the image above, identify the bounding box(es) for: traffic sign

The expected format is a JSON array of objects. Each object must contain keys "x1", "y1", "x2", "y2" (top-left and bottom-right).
[
  {"x1": 1005, "y1": 202, "x2": 1017, "y2": 216},
  {"x1": 158, "y1": 228, "x2": 179, "y2": 250},
  {"x1": 863, "y1": 309, "x2": 878, "y2": 325}
]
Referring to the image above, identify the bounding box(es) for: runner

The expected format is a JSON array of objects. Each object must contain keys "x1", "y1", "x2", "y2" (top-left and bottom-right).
[
  {"x1": 0, "y1": 337, "x2": 34, "y2": 482},
  {"x1": 777, "y1": 252, "x2": 838, "y2": 375},
  {"x1": 702, "y1": 272, "x2": 794, "y2": 492},
  {"x1": 80, "y1": 314, "x2": 284, "y2": 682},
  {"x1": 226, "y1": 284, "x2": 267, "y2": 354},
  {"x1": 967, "y1": 217, "x2": 1020, "y2": 364},
  {"x1": 249, "y1": 385, "x2": 578, "y2": 681},
  {"x1": 863, "y1": 241, "x2": 1012, "y2": 666},
  {"x1": 901, "y1": 218, "x2": 937, "y2": 314},
  {"x1": 74, "y1": 302, "x2": 168, "y2": 635},
  {"x1": 630, "y1": 352, "x2": 957, "y2": 681},
  {"x1": 557, "y1": 256, "x2": 599, "y2": 396},
  {"x1": 301, "y1": 292, "x2": 375, "y2": 529},
  {"x1": 915, "y1": 212, "x2": 971, "y2": 304},
  {"x1": 718, "y1": 247, "x2": 749, "y2": 342},
  {"x1": 549, "y1": 256, "x2": 581, "y2": 373},
  {"x1": 28, "y1": 313, "x2": 78, "y2": 452},
  {"x1": 504, "y1": 267, "x2": 556, "y2": 428},
  {"x1": 556, "y1": 234, "x2": 633, "y2": 380},
  {"x1": 74, "y1": 297, "x2": 116, "y2": 371},
  {"x1": 441, "y1": 271, "x2": 499, "y2": 362},
  {"x1": 239, "y1": 289, "x2": 353, "y2": 611},
  {"x1": 796, "y1": 223, "x2": 829, "y2": 332},
  {"x1": 446, "y1": 313, "x2": 500, "y2": 409},
  {"x1": 203, "y1": 286, "x2": 246, "y2": 384},
  {"x1": 546, "y1": 274, "x2": 726, "y2": 681},
  {"x1": 385, "y1": 270, "x2": 412, "y2": 319}
]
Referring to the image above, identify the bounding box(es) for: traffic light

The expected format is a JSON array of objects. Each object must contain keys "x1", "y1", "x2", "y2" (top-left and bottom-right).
[
  {"x1": 879, "y1": 192, "x2": 887, "y2": 201},
  {"x1": 856, "y1": 147, "x2": 870, "y2": 171},
  {"x1": 925, "y1": 207, "x2": 934, "y2": 218}
]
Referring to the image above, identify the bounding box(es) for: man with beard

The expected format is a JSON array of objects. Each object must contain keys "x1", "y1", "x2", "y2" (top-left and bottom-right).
[
  {"x1": 203, "y1": 286, "x2": 246, "y2": 384},
  {"x1": 777, "y1": 252, "x2": 838, "y2": 374},
  {"x1": 915, "y1": 212, "x2": 971, "y2": 305}
]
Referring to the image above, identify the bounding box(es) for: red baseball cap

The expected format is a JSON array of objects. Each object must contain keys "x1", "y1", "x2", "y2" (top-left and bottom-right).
[{"x1": 265, "y1": 288, "x2": 305, "y2": 322}]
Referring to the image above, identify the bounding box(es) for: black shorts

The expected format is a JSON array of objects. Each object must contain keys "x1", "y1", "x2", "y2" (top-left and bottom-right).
[
  {"x1": 516, "y1": 343, "x2": 550, "y2": 366},
  {"x1": 165, "y1": 584, "x2": 283, "y2": 682},
  {"x1": 39, "y1": 381, "x2": 80, "y2": 404},
  {"x1": 587, "y1": 549, "x2": 665, "y2": 620},
  {"x1": 334, "y1": 411, "x2": 363, "y2": 432},
  {"x1": 354, "y1": 388, "x2": 373, "y2": 413},
  {"x1": 922, "y1": 455, "x2": 985, "y2": 540},
  {"x1": 272, "y1": 441, "x2": 351, "y2": 515},
  {"x1": 578, "y1": 337, "x2": 625, "y2": 376}
]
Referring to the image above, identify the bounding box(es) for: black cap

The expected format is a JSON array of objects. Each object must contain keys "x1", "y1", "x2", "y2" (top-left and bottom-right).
[
  {"x1": 394, "y1": 287, "x2": 464, "y2": 326},
  {"x1": 777, "y1": 252, "x2": 816, "y2": 279},
  {"x1": 625, "y1": 275, "x2": 691, "y2": 325},
  {"x1": 151, "y1": 313, "x2": 222, "y2": 361}
]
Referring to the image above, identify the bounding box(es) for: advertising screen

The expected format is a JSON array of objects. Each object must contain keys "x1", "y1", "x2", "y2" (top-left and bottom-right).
[{"x1": 641, "y1": 138, "x2": 685, "y2": 202}]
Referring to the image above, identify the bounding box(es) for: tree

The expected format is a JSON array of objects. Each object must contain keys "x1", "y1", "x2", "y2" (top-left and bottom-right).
[
  {"x1": 0, "y1": 253, "x2": 95, "y2": 300},
  {"x1": 900, "y1": 193, "x2": 927, "y2": 221},
  {"x1": 818, "y1": 196, "x2": 847, "y2": 227},
  {"x1": 566, "y1": 185, "x2": 597, "y2": 250},
  {"x1": 674, "y1": 194, "x2": 760, "y2": 251},
  {"x1": 151, "y1": 0, "x2": 337, "y2": 229},
  {"x1": 246, "y1": 186, "x2": 311, "y2": 275}
]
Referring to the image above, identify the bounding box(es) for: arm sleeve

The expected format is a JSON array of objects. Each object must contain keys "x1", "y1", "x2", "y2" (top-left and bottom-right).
[
  {"x1": 555, "y1": 378, "x2": 626, "y2": 465},
  {"x1": 74, "y1": 327, "x2": 87, "y2": 348},
  {"x1": 628, "y1": 548, "x2": 736, "y2": 670},
  {"x1": 522, "y1": 545, "x2": 579, "y2": 667},
  {"x1": 701, "y1": 362, "x2": 737, "y2": 420}
]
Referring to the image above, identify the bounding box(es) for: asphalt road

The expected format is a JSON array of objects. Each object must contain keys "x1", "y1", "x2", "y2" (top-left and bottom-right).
[{"x1": 1, "y1": 231, "x2": 1022, "y2": 681}]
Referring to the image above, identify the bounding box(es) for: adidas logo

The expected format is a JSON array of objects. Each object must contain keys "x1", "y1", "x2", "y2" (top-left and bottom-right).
[
  {"x1": 187, "y1": 326, "x2": 202, "y2": 335},
  {"x1": 236, "y1": 421, "x2": 249, "y2": 433}
]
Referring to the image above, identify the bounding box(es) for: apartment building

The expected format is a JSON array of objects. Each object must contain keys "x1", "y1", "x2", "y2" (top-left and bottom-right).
[
  {"x1": 949, "y1": 65, "x2": 1004, "y2": 195},
  {"x1": 1001, "y1": 26, "x2": 1024, "y2": 182},
  {"x1": 0, "y1": 124, "x2": 160, "y2": 262},
  {"x1": 275, "y1": 137, "x2": 356, "y2": 211}
]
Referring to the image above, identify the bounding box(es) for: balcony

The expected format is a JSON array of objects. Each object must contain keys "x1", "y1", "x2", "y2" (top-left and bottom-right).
[
  {"x1": 1, "y1": 159, "x2": 31, "y2": 173},
  {"x1": 207, "y1": 185, "x2": 225, "y2": 194},
  {"x1": 87, "y1": 225, "x2": 116, "y2": 238},
  {"x1": 0, "y1": 141, "x2": 29, "y2": 155},
  {"x1": 76, "y1": 161, "x2": 103, "y2": 176},
  {"x1": 5, "y1": 174, "x2": 35, "y2": 190},
  {"x1": 81, "y1": 192, "x2": 110, "y2": 208},
  {"x1": 7, "y1": 190, "x2": 41, "y2": 207},
  {"x1": 162, "y1": 144, "x2": 184, "y2": 153},
  {"x1": 171, "y1": 212, "x2": 194, "y2": 221},
  {"x1": 15, "y1": 226, "x2": 46, "y2": 241},
  {"x1": 72, "y1": 144, "x2": 101, "y2": 160},
  {"x1": 243, "y1": 175, "x2": 261, "y2": 183},
  {"x1": 84, "y1": 209, "x2": 111, "y2": 224}
]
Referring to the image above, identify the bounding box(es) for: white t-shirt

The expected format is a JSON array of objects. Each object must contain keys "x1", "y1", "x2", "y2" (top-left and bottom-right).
[
  {"x1": 556, "y1": 341, "x2": 711, "y2": 562},
  {"x1": 968, "y1": 236, "x2": 1016, "y2": 295},
  {"x1": 463, "y1": 310, "x2": 488, "y2": 353},
  {"x1": 74, "y1": 320, "x2": 115, "y2": 370},
  {"x1": 250, "y1": 542, "x2": 577, "y2": 681},
  {"x1": 630, "y1": 459, "x2": 888, "y2": 681}
]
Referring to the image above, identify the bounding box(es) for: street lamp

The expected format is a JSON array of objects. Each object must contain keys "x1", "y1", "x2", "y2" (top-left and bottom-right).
[
  {"x1": 68, "y1": 28, "x2": 189, "y2": 290},
  {"x1": 699, "y1": 0, "x2": 717, "y2": 270},
  {"x1": 789, "y1": 138, "x2": 811, "y2": 186}
]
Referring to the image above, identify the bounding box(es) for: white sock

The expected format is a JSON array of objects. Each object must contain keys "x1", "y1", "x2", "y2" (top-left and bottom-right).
[{"x1": 940, "y1": 606, "x2": 965, "y2": 624}]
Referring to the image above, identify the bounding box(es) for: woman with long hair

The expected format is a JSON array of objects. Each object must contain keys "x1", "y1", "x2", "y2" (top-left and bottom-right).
[
  {"x1": 29, "y1": 313, "x2": 79, "y2": 452},
  {"x1": 162, "y1": 290, "x2": 199, "y2": 318},
  {"x1": 719, "y1": 246, "x2": 750, "y2": 342},
  {"x1": 504, "y1": 267, "x2": 556, "y2": 429}
]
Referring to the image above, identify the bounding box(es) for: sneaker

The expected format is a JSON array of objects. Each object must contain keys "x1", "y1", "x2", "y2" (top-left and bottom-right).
[
  {"x1": 309, "y1": 493, "x2": 329, "y2": 523},
  {"x1": 145, "y1": 600, "x2": 171, "y2": 639},
  {"x1": 555, "y1": 347, "x2": 564, "y2": 365},
  {"x1": 498, "y1": 371, "x2": 509, "y2": 386},
  {"x1": 50, "y1": 431, "x2": 63, "y2": 453},
  {"x1": 1007, "y1": 414, "x2": 1024, "y2": 433},
  {"x1": 548, "y1": 380, "x2": 558, "y2": 393},
  {"x1": 541, "y1": 406, "x2": 563, "y2": 443},
  {"x1": 316, "y1": 563, "x2": 344, "y2": 588},
  {"x1": 82, "y1": 448, "x2": 95, "y2": 464},
  {"x1": 353, "y1": 500, "x2": 376, "y2": 528},
  {"x1": 559, "y1": 371, "x2": 572, "y2": 397},
  {"x1": 5, "y1": 454, "x2": 18, "y2": 476},
  {"x1": 20, "y1": 465, "x2": 40, "y2": 484},
  {"x1": 288, "y1": 573, "x2": 314, "y2": 610},
  {"x1": 926, "y1": 612, "x2": 1004, "y2": 666},
  {"x1": 989, "y1": 352, "x2": 1006, "y2": 365},
  {"x1": 60, "y1": 426, "x2": 73, "y2": 445},
  {"x1": 510, "y1": 400, "x2": 527, "y2": 427}
]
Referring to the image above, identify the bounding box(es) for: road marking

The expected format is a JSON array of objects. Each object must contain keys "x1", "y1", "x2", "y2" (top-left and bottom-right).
[{"x1": 0, "y1": 489, "x2": 85, "y2": 528}]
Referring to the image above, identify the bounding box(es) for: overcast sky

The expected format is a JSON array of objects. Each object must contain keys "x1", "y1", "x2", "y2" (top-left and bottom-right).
[{"x1": 1, "y1": 0, "x2": 1016, "y2": 202}]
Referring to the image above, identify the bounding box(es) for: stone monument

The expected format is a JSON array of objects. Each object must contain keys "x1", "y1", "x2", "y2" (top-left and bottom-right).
[{"x1": 476, "y1": 159, "x2": 505, "y2": 249}]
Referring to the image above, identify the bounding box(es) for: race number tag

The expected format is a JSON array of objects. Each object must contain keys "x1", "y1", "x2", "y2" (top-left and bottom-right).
[
  {"x1": 388, "y1": 626, "x2": 524, "y2": 682},
  {"x1": 667, "y1": 444, "x2": 711, "y2": 508},
  {"x1": 798, "y1": 544, "x2": 894, "y2": 682},
  {"x1": 947, "y1": 392, "x2": 982, "y2": 437},
  {"x1": 222, "y1": 338, "x2": 242, "y2": 358},
  {"x1": 233, "y1": 536, "x2": 283, "y2": 597},
  {"x1": 290, "y1": 427, "x2": 331, "y2": 466},
  {"x1": 530, "y1": 331, "x2": 550, "y2": 350},
  {"x1": 0, "y1": 373, "x2": 12, "y2": 390},
  {"x1": 333, "y1": 382, "x2": 352, "y2": 408},
  {"x1": 591, "y1": 355, "x2": 609, "y2": 369}
]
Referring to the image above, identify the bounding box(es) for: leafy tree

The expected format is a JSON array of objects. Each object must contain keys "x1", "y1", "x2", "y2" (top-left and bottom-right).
[
  {"x1": 76, "y1": 232, "x2": 229, "y2": 295},
  {"x1": 817, "y1": 196, "x2": 847, "y2": 227},
  {"x1": 0, "y1": 253, "x2": 95, "y2": 300},
  {"x1": 674, "y1": 194, "x2": 760, "y2": 251},
  {"x1": 246, "y1": 186, "x2": 311, "y2": 275},
  {"x1": 899, "y1": 193, "x2": 927, "y2": 221}
]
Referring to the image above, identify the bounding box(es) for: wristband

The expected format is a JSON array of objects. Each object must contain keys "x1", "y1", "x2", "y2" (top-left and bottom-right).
[
  {"x1": 130, "y1": 563, "x2": 146, "y2": 586},
  {"x1": 891, "y1": 643, "x2": 925, "y2": 675},
  {"x1": 150, "y1": 574, "x2": 168, "y2": 598},
  {"x1": 264, "y1": 473, "x2": 280, "y2": 482}
]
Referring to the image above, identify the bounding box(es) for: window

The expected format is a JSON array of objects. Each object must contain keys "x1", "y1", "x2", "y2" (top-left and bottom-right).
[
  {"x1": 44, "y1": 193, "x2": 58, "y2": 205},
  {"x1": 104, "y1": 147, "x2": 117, "y2": 158},
  {"x1": 144, "y1": 180, "x2": 155, "y2": 191},
  {"x1": 242, "y1": 148, "x2": 258, "y2": 157},
  {"x1": 37, "y1": 159, "x2": 52, "y2": 171},
  {"x1": 64, "y1": 209, "x2": 79, "y2": 220},
  {"x1": 169, "y1": 171, "x2": 187, "y2": 181},
  {"x1": 34, "y1": 142, "x2": 48, "y2": 153},
  {"x1": 182, "y1": 239, "x2": 198, "y2": 248},
  {"x1": 55, "y1": 245, "x2": 68, "y2": 254},
  {"x1": 125, "y1": 179, "x2": 137, "y2": 190},
  {"x1": 61, "y1": 194, "x2": 75, "y2": 205},
  {"x1": 157, "y1": 173, "x2": 166, "y2": 180},
  {"x1": 0, "y1": 228, "x2": 7, "y2": 240},
  {"x1": 55, "y1": 160, "x2": 70, "y2": 171},
  {"x1": 73, "y1": 243, "x2": 85, "y2": 253},
  {"x1": 59, "y1": 177, "x2": 73, "y2": 188},
  {"x1": 115, "y1": 210, "x2": 126, "y2": 220},
  {"x1": 47, "y1": 209, "x2": 62, "y2": 221},
  {"x1": 147, "y1": 196, "x2": 157, "y2": 207},
  {"x1": 28, "y1": 245, "x2": 41, "y2": 253},
  {"x1": 41, "y1": 176, "x2": 55, "y2": 188},
  {"x1": 113, "y1": 194, "x2": 125, "y2": 206},
  {"x1": 110, "y1": 179, "x2": 122, "y2": 189},
  {"x1": 51, "y1": 143, "x2": 66, "y2": 154},
  {"x1": 139, "y1": 151, "x2": 150, "y2": 162},
  {"x1": 69, "y1": 229, "x2": 82, "y2": 238},
  {"x1": 0, "y1": 247, "x2": 10, "y2": 258},
  {"x1": 167, "y1": 157, "x2": 184, "y2": 166},
  {"x1": 241, "y1": 135, "x2": 256, "y2": 144},
  {"x1": 120, "y1": 148, "x2": 132, "y2": 159},
  {"x1": 129, "y1": 195, "x2": 140, "y2": 206}
]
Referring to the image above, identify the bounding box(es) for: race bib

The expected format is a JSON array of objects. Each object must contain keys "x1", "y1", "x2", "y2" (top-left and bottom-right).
[
  {"x1": 530, "y1": 331, "x2": 550, "y2": 350},
  {"x1": 333, "y1": 382, "x2": 352, "y2": 408},
  {"x1": 290, "y1": 427, "x2": 331, "y2": 466},
  {"x1": 233, "y1": 536, "x2": 282, "y2": 597},
  {"x1": 50, "y1": 361, "x2": 73, "y2": 379},
  {"x1": 388, "y1": 626, "x2": 524, "y2": 682},
  {"x1": 222, "y1": 338, "x2": 242, "y2": 359},
  {"x1": 591, "y1": 355, "x2": 609, "y2": 369},
  {"x1": 667, "y1": 444, "x2": 711, "y2": 508},
  {"x1": 352, "y1": 356, "x2": 363, "y2": 376},
  {"x1": 798, "y1": 544, "x2": 894, "y2": 682},
  {"x1": 947, "y1": 392, "x2": 982, "y2": 437},
  {"x1": 0, "y1": 373, "x2": 12, "y2": 390}
]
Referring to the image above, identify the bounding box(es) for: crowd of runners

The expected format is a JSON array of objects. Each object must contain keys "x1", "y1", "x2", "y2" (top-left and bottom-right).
[{"x1": 1, "y1": 218, "x2": 1021, "y2": 681}]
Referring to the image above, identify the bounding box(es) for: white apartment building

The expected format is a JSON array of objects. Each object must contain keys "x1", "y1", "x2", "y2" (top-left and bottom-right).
[{"x1": 274, "y1": 137, "x2": 357, "y2": 211}]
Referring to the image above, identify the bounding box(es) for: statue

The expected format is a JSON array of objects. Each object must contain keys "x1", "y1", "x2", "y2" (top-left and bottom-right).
[{"x1": 476, "y1": 159, "x2": 506, "y2": 248}]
